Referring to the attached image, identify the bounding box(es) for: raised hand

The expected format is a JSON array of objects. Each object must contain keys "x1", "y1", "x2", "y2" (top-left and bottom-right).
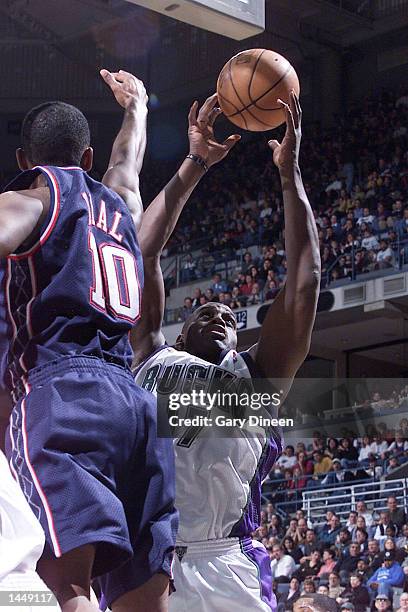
[
  {"x1": 268, "y1": 90, "x2": 302, "y2": 174},
  {"x1": 188, "y1": 93, "x2": 241, "y2": 168},
  {"x1": 100, "y1": 69, "x2": 148, "y2": 111}
]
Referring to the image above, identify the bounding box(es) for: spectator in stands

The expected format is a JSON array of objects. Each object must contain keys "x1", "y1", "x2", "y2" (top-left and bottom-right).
[
  {"x1": 325, "y1": 437, "x2": 340, "y2": 460},
  {"x1": 321, "y1": 515, "x2": 343, "y2": 546},
  {"x1": 191, "y1": 287, "x2": 202, "y2": 309},
  {"x1": 294, "y1": 451, "x2": 314, "y2": 488},
  {"x1": 336, "y1": 573, "x2": 370, "y2": 612},
  {"x1": 376, "y1": 239, "x2": 394, "y2": 268},
  {"x1": 180, "y1": 297, "x2": 194, "y2": 321},
  {"x1": 270, "y1": 544, "x2": 296, "y2": 583},
  {"x1": 322, "y1": 458, "x2": 354, "y2": 486},
  {"x1": 397, "y1": 592, "x2": 408, "y2": 612},
  {"x1": 277, "y1": 576, "x2": 301, "y2": 612},
  {"x1": 336, "y1": 528, "x2": 352, "y2": 555},
  {"x1": 371, "y1": 434, "x2": 389, "y2": 457},
  {"x1": 278, "y1": 446, "x2": 298, "y2": 470},
  {"x1": 283, "y1": 536, "x2": 303, "y2": 564},
  {"x1": 335, "y1": 543, "x2": 361, "y2": 584},
  {"x1": 317, "y1": 548, "x2": 337, "y2": 579},
  {"x1": 374, "y1": 593, "x2": 392, "y2": 611},
  {"x1": 356, "y1": 501, "x2": 374, "y2": 528},
  {"x1": 180, "y1": 254, "x2": 197, "y2": 282},
  {"x1": 387, "y1": 496, "x2": 407, "y2": 531},
  {"x1": 328, "y1": 571, "x2": 345, "y2": 600},
  {"x1": 358, "y1": 436, "x2": 373, "y2": 465},
  {"x1": 247, "y1": 281, "x2": 262, "y2": 305},
  {"x1": 355, "y1": 558, "x2": 370, "y2": 583},
  {"x1": 367, "y1": 551, "x2": 405, "y2": 599},
  {"x1": 311, "y1": 432, "x2": 325, "y2": 454},
  {"x1": 311, "y1": 451, "x2": 333, "y2": 483},
  {"x1": 285, "y1": 519, "x2": 301, "y2": 542},
  {"x1": 210, "y1": 273, "x2": 228, "y2": 295},
  {"x1": 337, "y1": 438, "x2": 359, "y2": 469},
  {"x1": 300, "y1": 578, "x2": 317, "y2": 596},
  {"x1": 301, "y1": 529, "x2": 318, "y2": 558},
  {"x1": 357, "y1": 207, "x2": 376, "y2": 227},
  {"x1": 294, "y1": 593, "x2": 338, "y2": 612},
  {"x1": 397, "y1": 524, "x2": 408, "y2": 551},
  {"x1": 317, "y1": 585, "x2": 329, "y2": 596},
  {"x1": 388, "y1": 430, "x2": 408, "y2": 457},
  {"x1": 268, "y1": 514, "x2": 284, "y2": 539},
  {"x1": 374, "y1": 512, "x2": 397, "y2": 546},
  {"x1": 265, "y1": 279, "x2": 280, "y2": 300},
  {"x1": 294, "y1": 549, "x2": 322, "y2": 582},
  {"x1": 354, "y1": 528, "x2": 369, "y2": 554},
  {"x1": 379, "y1": 537, "x2": 407, "y2": 565},
  {"x1": 240, "y1": 274, "x2": 255, "y2": 297},
  {"x1": 347, "y1": 512, "x2": 358, "y2": 533}
]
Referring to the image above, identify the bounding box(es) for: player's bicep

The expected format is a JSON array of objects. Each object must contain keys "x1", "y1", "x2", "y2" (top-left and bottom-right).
[
  {"x1": 0, "y1": 191, "x2": 45, "y2": 257},
  {"x1": 102, "y1": 168, "x2": 143, "y2": 231},
  {"x1": 131, "y1": 255, "x2": 166, "y2": 368}
]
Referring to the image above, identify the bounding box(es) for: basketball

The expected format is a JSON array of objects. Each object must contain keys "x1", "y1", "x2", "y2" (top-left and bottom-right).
[{"x1": 216, "y1": 48, "x2": 300, "y2": 131}]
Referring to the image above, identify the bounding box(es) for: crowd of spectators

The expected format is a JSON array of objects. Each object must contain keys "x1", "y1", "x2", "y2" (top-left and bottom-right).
[
  {"x1": 257, "y1": 420, "x2": 408, "y2": 610},
  {"x1": 160, "y1": 89, "x2": 408, "y2": 317}
]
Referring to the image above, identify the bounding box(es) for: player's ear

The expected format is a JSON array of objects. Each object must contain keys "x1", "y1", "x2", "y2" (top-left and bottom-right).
[
  {"x1": 16, "y1": 148, "x2": 30, "y2": 171},
  {"x1": 174, "y1": 334, "x2": 184, "y2": 351},
  {"x1": 80, "y1": 147, "x2": 93, "y2": 172}
]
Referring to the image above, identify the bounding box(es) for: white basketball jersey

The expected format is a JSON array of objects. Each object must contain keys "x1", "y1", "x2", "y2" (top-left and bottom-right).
[
  {"x1": 134, "y1": 346, "x2": 282, "y2": 543},
  {"x1": 0, "y1": 451, "x2": 45, "y2": 581}
]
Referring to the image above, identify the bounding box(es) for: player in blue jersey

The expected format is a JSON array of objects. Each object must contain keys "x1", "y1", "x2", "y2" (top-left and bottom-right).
[
  {"x1": 1, "y1": 70, "x2": 177, "y2": 612},
  {"x1": 129, "y1": 92, "x2": 321, "y2": 611}
]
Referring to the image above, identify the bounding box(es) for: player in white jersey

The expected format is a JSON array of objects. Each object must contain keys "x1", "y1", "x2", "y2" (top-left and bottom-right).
[
  {"x1": 0, "y1": 451, "x2": 61, "y2": 612},
  {"x1": 132, "y1": 91, "x2": 319, "y2": 611}
]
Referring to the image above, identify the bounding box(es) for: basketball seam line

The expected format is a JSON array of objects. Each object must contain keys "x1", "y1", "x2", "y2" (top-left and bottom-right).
[
  {"x1": 227, "y1": 64, "x2": 293, "y2": 119},
  {"x1": 227, "y1": 58, "x2": 248, "y2": 130}
]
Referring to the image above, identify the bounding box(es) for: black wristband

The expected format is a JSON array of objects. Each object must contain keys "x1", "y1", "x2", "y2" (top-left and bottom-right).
[{"x1": 186, "y1": 153, "x2": 209, "y2": 172}]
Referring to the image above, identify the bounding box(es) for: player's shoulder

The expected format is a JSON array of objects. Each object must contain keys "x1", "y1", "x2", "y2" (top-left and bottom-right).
[{"x1": 218, "y1": 349, "x2": 260, "y2": 379}]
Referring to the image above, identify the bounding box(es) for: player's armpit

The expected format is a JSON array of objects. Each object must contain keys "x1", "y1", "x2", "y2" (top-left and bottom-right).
[
  {"x1": 0, "y1": 189, "x2": 46, "y2": 257},
  {"x1": 247, "y1": 283, "x2": 318, "y2": 394}
]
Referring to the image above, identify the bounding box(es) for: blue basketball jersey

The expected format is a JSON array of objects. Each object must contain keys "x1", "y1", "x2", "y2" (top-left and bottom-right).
[{"x1": 2, "y1": 166, "x2": 143, "y2": 397}]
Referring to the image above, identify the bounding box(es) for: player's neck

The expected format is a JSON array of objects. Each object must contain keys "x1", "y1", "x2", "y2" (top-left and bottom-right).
[{"x1": 193, "y1": 346, "x2": 225, "y2": 365}]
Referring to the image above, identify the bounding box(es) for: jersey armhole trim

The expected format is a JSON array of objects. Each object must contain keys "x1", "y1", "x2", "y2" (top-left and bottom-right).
[
  {"x1": 132, "y1": 344, "x2": 168, "y2": 375},
  {"x1": 240, "y1": 351, "x2": 265, "y2": 379},
  {"x1": 8, "y1": 166, "x2": 61, "y2": 261}
]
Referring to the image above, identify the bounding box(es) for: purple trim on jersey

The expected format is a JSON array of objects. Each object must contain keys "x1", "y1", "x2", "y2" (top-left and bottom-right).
[
  {"x1": 132, "y1": 344, "x2": 168, "y2": 375},
  {"x1": 230, "y1": 434, "x2": 282, "y2": 538},
  {"x1": 240, "y1": 351, "x2": 265, "y2": 378},
  {"x1": 240, "y1": 538, "x2": 277, "y2": 611}
]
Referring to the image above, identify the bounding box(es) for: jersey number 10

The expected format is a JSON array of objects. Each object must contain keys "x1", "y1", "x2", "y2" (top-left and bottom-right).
[{"x1": 88, "y1": 232, "x2": 140, "y2": 323}]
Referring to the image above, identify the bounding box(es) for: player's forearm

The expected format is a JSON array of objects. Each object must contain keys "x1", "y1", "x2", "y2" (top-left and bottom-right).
[
  {"x1": 280, "y1": 165, "x2": 321, "y2": 298},
  {"x1": 138, "y1": 158, "x2": 205, "y2": 257},
  {"x1": 107, "y1": 104, "x2": 147, "y2": 177}
]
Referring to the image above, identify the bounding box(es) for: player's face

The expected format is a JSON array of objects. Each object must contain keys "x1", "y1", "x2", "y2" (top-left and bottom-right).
[{"x1": 183, "y1": 303, "x2": 238, "y2": 361}]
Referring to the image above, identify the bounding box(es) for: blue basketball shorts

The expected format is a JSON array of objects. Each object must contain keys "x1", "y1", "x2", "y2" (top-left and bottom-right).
[{"x1": 6, "y1": 355, "x2": 178, "y2": 590}]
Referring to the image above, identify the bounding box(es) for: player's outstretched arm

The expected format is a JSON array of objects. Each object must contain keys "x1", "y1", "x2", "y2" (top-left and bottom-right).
[
  {"x1": 100, "y1": 69, "x2": 148, "y2": 230},
  {"x1": 0, "y1": 188, "x2": 47, "y2": 257},
  {"x1": 248, "y1": 92, "x2": 320, "y2": 390},
  {"x1": 131, "y1": 95, "x2": 240, "y2": 367}
]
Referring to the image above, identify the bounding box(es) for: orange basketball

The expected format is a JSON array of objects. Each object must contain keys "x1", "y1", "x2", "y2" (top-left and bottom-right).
[{"x1": 216, "y1": 48, "x2": 300, "y2": 132}]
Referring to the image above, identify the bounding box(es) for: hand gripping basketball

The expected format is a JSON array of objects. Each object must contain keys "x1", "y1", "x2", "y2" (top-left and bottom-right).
[
  {"x1": 268, "y1": 91, "x2": 302, "y2": 175},
  {"x1": 100, "y1": 69, "x2": 148, "y2": 111},
  {"x1": 188, "y1": 94, "x2": 241, "y2": 168}
]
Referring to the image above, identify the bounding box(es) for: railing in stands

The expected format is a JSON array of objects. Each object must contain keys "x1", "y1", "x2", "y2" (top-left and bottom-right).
[{"x1": 302, "y1": 477, "x2": 408, "y2": 525}]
